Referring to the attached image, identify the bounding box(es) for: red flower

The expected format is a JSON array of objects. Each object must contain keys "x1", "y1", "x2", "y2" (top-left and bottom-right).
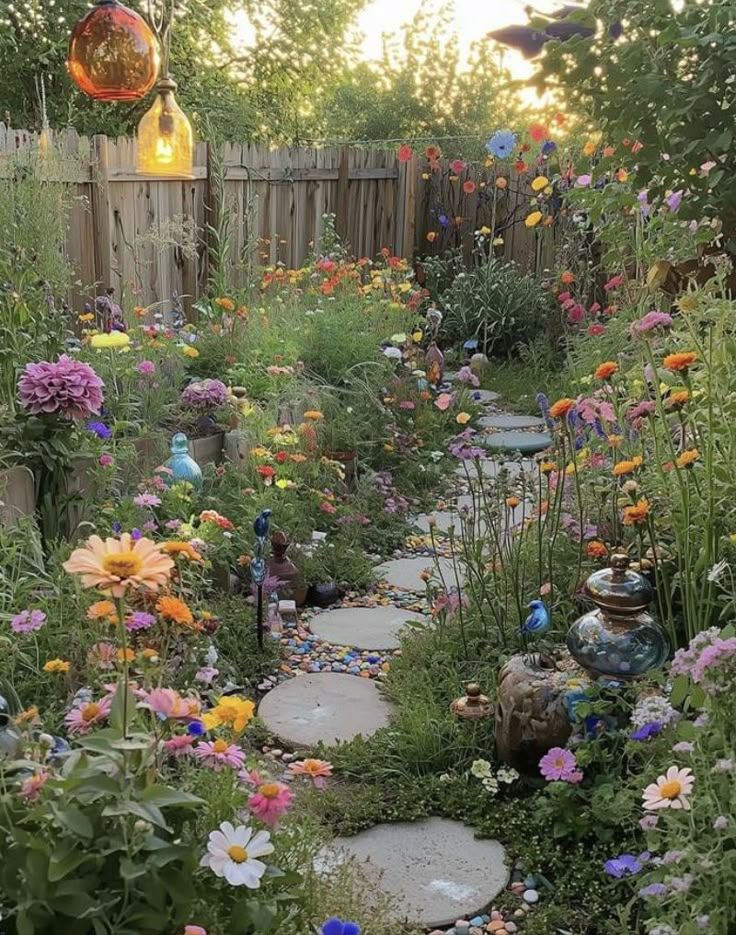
[
  {"x1": 425, "y1": 145, "x2": 440, "y2": 160},
  {"x1": 451, "y1": 159, "x2": 466, "y2": 174},
  {"x1": 515, "y1": 160, "x2": 528, "y2": 173},
  {"x1": 528, "y1": 123, "x2": 549, "y2": 142},
  {"x1": 463, "y1": 180, "x2": 476, "y2": 194},
  {"x1": 320, "y1": 501, "x2": 337, "y2": 514},
  {"x1": 398, "y1": 144, "x2": 412, "y2": 162},
  {"x1": 256, "y1": 465, "x2": 276, "y2": 479},
  {"x1": 275, "y1": 451, "x2": 288, "y2": 464}
]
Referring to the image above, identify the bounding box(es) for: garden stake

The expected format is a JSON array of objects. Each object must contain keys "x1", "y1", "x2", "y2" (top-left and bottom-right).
[{"x1": 251, "y1": 509, "x2": 272, "y2": 651}]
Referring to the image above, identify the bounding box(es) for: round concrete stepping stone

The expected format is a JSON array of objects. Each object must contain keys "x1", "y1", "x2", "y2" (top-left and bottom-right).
[
  {"x1": 482, "y1": 430, "x2": 552, "y2": 455},
  {"x1": 309, "y1": 605, "x2": 425, "y2": 650},
  {"x1": 321, "y1": 818, "x2": 508, "y2": 928},
  {"x1": 375, "y1": 556, "x2": 463, "y2": 592},
  {"x1": 480, "y1": 413, "x2": 546, "y2": 430},
  {"x1": 454, "y1": 458, "x2": 535, "y2": 479},
  {"x1": 414, "y1": 510, "x2": 464, "y2": 536},
  {"x1": 470, "y1": 389, "x2": 501, "y2": 404},
  {"x1": 258, "y1": 673, "x2": 391, "y2": 747}
]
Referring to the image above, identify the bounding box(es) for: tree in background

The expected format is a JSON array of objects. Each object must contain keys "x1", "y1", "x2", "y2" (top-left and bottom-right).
[
  {"x1": 316, "y1": 3, "x2": 527, "y2": 158},
  {"x1": 534, "y1": 0, "x2": 736, "y2": 236}
]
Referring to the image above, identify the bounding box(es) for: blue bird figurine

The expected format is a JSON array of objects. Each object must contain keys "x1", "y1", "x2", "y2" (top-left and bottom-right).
[
  {"x1": 522, "y1": 599, "x2": 551, "y2": 636},
  {"x1": 253, "y1": 509, "x2": 272, "y2": 540}
]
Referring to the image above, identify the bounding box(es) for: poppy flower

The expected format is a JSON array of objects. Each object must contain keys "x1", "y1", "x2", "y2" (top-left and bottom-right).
[
  {"x1": 529, "y1": 123, "x2": 548, "y2": 142},
  {"x1": 398, "y1": 144, "x2": 412, "y2": 162},
  {"x1": 463, "y1": 180, "x2": 476, "y2": 194},
  {"x1": 451, "y1": 159, "x2": 466, "y2": 174}
]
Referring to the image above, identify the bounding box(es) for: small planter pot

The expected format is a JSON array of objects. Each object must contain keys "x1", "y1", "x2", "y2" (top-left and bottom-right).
[
  {"x1": 0, "y1": 465, "x2": 35, "y2": 527},
  {"x1": 307, "y1": 582, "x2": 342, "y2": 608},
  {"x1": 189, "y1": 432, "x2": 225, "y2": 467}
]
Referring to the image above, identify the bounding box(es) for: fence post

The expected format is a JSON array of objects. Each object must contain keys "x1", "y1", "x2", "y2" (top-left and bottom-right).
[
  {"x1": 335, "y1": 146, "x2": 349, "y2": 242},
  {"x1": 91, "y1": 135, "x2": 112, "y2": 291}
]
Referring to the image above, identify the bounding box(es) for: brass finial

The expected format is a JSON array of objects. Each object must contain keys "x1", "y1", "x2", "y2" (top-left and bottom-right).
[{"x1": 450, "y1": 683, "x2": 492, "y2": 720}]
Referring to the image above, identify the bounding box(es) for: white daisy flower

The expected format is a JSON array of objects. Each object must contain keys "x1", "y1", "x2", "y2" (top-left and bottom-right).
[{"x1": 200, "y1": 821, "x2": 274, "y2": 888}]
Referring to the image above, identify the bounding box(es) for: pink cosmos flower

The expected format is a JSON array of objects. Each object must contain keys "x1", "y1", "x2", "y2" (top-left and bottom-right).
[
  {"x1": 247, "y1": 781, "x2": 294, "y2": 827},
  {"x1": 539, "y1": 747, "x2": 582, "y2": 783},
  {"x1": 193, "y1": 739, "x2": 246, "y2": 771},
  {"x1": 133, "y1": 493, "x2": 162, "y2": 508},
  {"x1": 145, "y1": 687, "x2": 200, "y2": 720},
  {"x1": 10, "y1": 609, "x2": 46, "y2": 633},
  {"x1": 65, "y1": 696, "x2": 113, "y2": 735},
  {"x1": 163, "y1": 734, "x2": 195, "y2": 757},
  {"x1": 18, "y1": 355, "x2": 104, "y2": 421},
  {"x1": 20, "y1": 769, "x2": 50, "y2": 801},
  {"x1": 434, "y1": 393, "x2": 453, "y2": 411}
]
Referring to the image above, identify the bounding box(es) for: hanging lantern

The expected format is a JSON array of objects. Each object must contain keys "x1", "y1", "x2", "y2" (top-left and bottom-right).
[
  {"x1": 136, "y1": 78, "x2": 193, "y2": 179},
  {"x1": 67, "y1": 0, "x2": 160, "y2": 101}
]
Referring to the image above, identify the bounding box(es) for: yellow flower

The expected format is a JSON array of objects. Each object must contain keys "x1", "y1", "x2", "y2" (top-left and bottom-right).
[
  {"x1": 116, "y1": 648, "x2": 135, "y2": 663},
  {"x1": 90, "y1": 331, "x2": 131, "y2": 350},
  {"x1": 525, "y1": 211, "x2": 543, "y2": 228},
  {"x1": 479, "y1": 226, "x2": 491, "y2": 236},
  {"x1": 493, "y1": 237, "x2": 505, "y2": 246},
  {"x1": 583, "y1": 140, "x2": 596, "y2": 156},
  {"x1": 676, "y1": 448, "x2": 700, "y2": 469},
  {"x1": 456, "y1": 412, "x2": 471, "y2": 425},
  {"x1": 78, "y1": 312, "x2": 95, "y2": 322},
  {"x1": 182, "y1": 346, "x2": 199, "y2": 358},
  {"x1": 303, "y1": 410, "x2": 324, "y2": 421},
  {"x1": 531, "y1": 176, "x2": 549, "y2": 192},
  {"x1": 608, "y1": 434, "x2": 623, "y2": 448},
  {"x1": 251, "y1": 447, "x2": 270, "y2": 458},
  {"x1": 201, "y1": 696, "x2": 255, "y2": 734},
  {"x1": 275, "y1": 478, "x2": 295, "y2": 489},
  {"x1": 43, "y1": 659, "x2": 70, "y2": 673},
  {"x1": 412, "y1": 330, "x2": 423, "y2": 342},
  {"x1": 677, "y1": 294, "x2": 698, "y2": 313}
]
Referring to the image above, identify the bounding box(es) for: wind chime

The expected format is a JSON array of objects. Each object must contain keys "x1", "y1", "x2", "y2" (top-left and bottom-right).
[{"x1": 67, "y1": 0, "x2": 193, "y2": 178}]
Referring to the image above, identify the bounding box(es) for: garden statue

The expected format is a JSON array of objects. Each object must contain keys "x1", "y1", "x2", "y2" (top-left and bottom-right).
[
  {"x1": 164, "y1": 432, "x2": 203, "y2": 491},
  {"x1": 495, "y1": 652, "x2": 587, "y2": 772},
  {"x1": 0, "y1": 694, "x2": 21, "y2": 758},
  {"x1": 566, "y1": 549, "x2": 669, "y2": 679},
  {"x1": 425, "y1": 341, "x2": 444, "y2": 386},
  {"x1": 450, "y1": 682, "x2": 492, "y2": 720},
  {"x1": 251, "y1": 509, "x2": 272, "y2": 649},
  {"x1": 268, "y1": 531, "x2": 307, "y2": 606}
]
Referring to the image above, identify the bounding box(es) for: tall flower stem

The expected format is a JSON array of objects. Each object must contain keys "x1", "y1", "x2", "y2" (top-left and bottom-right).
[{"x1": 115, "y1": 596, "x2": 130, "y2": 738}]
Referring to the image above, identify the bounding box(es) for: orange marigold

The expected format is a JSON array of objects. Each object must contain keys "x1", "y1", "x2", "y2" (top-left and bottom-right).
[
  {"x1": 162, "y1": 541, "x2": 203, "y2": 562},
  {"x1": 663, "y1": 351, "x2": 697, "y2": 372},
  {"x1": 539, "y1": 460, "x2": 557, "y2": 475},
  {"x1": 623, "y1": 498, "x2": 651, "y2": 526},
  {"x1": 156, "y1": 595, "x2": 194, "y2": 625},
  {"x1": 549, "y1": 398, "x2": 575, "y2": 419},
  {"x1": 666, "y1": 390, "x2": 689, "y2": 410},
  {"x1": 87, "y1": 600, "x2": 116, "y2": 620},
  {"x1": 594, "y1": 361, "x2": 619, "y2": 380},
  {"x1": 506, "y1": 496, "x2": 521, "y2": 508},
  {"x1": 586, "y1": 540, "x2": 609, "y2": 559},
  {"x1": 560, "y1": 271, "x2": 575, "y2": 285},
  {"x1": 613, "y1": 460, "x2": 638, "y2": 477},
  {"x1": 676, "y1": 448, "x2": 700, "y2": 469}
]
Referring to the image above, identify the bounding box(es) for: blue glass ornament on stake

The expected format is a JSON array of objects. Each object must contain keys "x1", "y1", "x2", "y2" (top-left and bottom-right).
[
  {"x1": 251, "y1": 510, "x2": 272, "y2": 650},
  {"x1": 164, "y1": 432, "x2": 203, "y2": 491}
]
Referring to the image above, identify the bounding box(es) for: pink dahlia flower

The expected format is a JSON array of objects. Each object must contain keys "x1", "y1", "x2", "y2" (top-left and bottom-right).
[
  {"x1": 18, "y1": 355, "x2": 104, "y2": 421},
  {"x1": 539, "y1": 746, "x2": 583, "y2": 783},
  {"x1": 247, "y1": 781, "x2": 294, "y2": 827}
]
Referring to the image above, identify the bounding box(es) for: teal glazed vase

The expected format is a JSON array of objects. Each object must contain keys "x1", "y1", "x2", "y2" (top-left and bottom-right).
[
  {"x1": 164, "y1": 432, "x2": 203, "y2": 491},
  {"x1": 566, "y1": 550, "x2": 669, "y2": 680}
]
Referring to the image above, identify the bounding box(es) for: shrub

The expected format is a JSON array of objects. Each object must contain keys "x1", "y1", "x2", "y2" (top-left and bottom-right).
[{"x1": 439, "y1": 259, "x2": 553, "y2": 358}]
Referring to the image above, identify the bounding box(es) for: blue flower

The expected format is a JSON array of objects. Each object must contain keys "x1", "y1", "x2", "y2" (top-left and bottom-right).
[
  {"x1": 463, "y1": 339, "x2": 479, "y2": 351},
  {"x1": 486, "y1": 129, "x2": 517, "y2": 159},
  {"x1": 321, "y1": 920, "x2": 361, "y2": 935},
  {"x1": 130, "y1": 528, "x2": 142, "y2": 541},
  {"x1": 438, "y1": 213, "x2": 451, "y2": 228},
  {"x1": 187, "y1": 719, "x2": 206, "y2": 736},
  {"x1": 631, "y1": 721, "x2": 663, "y2": 742},
  {"x1": 542, "y1": 140, "x2": 557, "y2": 155},
  {"x1": 604, "y1": 853, "x2": 642, "y2": 878},
  {"x1": 639, "y1": 883, "x2": 667, "y2": 898},
  {"x1": 111, "y1": 521, "x2": 122, "y2": 534},
  {"x1": 87, "y1": 420, "x2": 112, "y2": 439}
]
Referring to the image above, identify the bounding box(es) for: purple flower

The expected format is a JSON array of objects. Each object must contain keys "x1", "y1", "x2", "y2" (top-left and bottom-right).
[
  {"x1": 638, "y1": 190, "x2": 650, "y2": 218},
  {"x1": 181, "y1": 379, "x2": 228, "y2": 411},
  {"x1": 539, "y1": 747, "x2": 583, "y2": 783},
  {"x1": 576, "y1": 174, "x2": 592, "y2": 187},
  {"x1": 672, "y1": 741, "x2": 694, "y2": 753},
  {"x1": 457, "y1": 366, "x2": 480, "y2": 388},
  {"x1": 639, "y1": 883, "x2": 667, "y2": 898},
  {"x1": 18, "y1": 355, "x2": 104, "y2": 421},
  {"x1": 662, "y1": 850, "x2": 684, "y2": 865},
  {"x1": 631, "y1": 722, "x2": 663, "y2": 742},
  {"x1": 10, "y1": 609, "x2": 46, "y2": 633},
  {"x1": 125, "y1": 611, "x2": 156, "y2": 631},
  {"x1": 195, "y1": 666, "x2": 219, "y2": 685},
  {"x1": 130, "y1": 528, "x2": 143, "y2": 540},
  {"x1": 438, "y1": 214, "x2": 450, "y2": 228},
  {"x1": 666, "y1": 190, "x2": 683, "y2": 213},
  {"x1": 142, "y1": 520, "x2": 158, "y2": 532},
  {"x1": 630, "y1": 310, "x2": 674, "y2": 337},
  {"x1": 604, "y1": 854, "x2": 642, "y2": 878},
  {"x1": 321, "y1": 920, "x2": 360, "y2": 935},
  {"x1": 136, "y1": 360, "x2": 156, "y2": 375},
  {"x1": 133, "y1": 493, "x2": 162, "y2": 508},
  {"x1": 628, "y1": 400, "x2": 656, "y2": 423},
  {"x1": 713, "y1": 815, "x2": 729, "y2": 830},
  {"x1": 639, "y1": 815, "x2": 659, "y2": 830},
  {"x1": 86, "y1": 420, "x2": 112, "y2": 439}
]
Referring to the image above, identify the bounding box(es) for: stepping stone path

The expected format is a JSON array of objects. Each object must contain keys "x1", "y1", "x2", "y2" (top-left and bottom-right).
[
  {"x1": 481, "y1": 430, "x2": 552, "y2": 456},
  {"x1": 258, "y1": 672, "x2": 392, "y2": 747},
  {"x1": 321, "y1": 818, "x2": 508, "y2": 928},
  {"x1": 479, "y1": 414, "x2": 546, "y2": 430},
  {"x1": 309, "y1": 605, "x2": 425, "y2": 651},
  {"x1": 455, "y1": 458, "x2": 535, "y2": 479},
  {"x1": 470, "y1": 389, "x2": 501, "y2": 404},
  {"x1": 375, "y1": 555, "x2": 462, "y2": 592}
]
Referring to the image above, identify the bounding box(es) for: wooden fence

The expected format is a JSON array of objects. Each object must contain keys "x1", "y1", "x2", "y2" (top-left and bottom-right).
[{"x1": 0, "y1": 125, "x2": 543, "y2": 313}]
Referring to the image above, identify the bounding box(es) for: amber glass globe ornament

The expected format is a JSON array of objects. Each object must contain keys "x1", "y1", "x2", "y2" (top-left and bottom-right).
[
  {"x1": 136, "y1": 77, "x2": 194, "y2": 178},
  {"x1": 67, "y1": 0, "x2": 160, "y2": 101}
]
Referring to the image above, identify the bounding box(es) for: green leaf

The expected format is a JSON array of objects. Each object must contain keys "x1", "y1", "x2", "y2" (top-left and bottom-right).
[
  {"x1": 139, "y1": 786, "x2": 204, "y2": 808},
  {"x1": 669, "y1": 674, "x2": 690, "y2": 707},
  {"x1": 50, "y1": 805, "x2": 95, "y2": 840},
  {"x1": 48, "y1": 849, "x2": 89, "y2": 883}
]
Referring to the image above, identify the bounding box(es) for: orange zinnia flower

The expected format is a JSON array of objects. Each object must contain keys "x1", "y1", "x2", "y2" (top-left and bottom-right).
[
  {"x1": 214, "y1": 297, "x2": 235, "y2": 311},
  {"x1": 425, "y1": 145, "x2": 440, "y2": 160},
  {"x1": 162, "y1": 541, "x2": 203, "y2": 562},
  {"x1": 87, "y1": 600, "x2": 116, "y2": 620},
  {"x1": 539, "y1": 460, "x2": 557, "y2": 475},
  {"x1": 613, "y1": 460, "x2": 638, "y2": 477},
  {"x1": 666, "y1": 390, "x2": 689, "y2": 410},
  {"x1": 594, "y1": 361, "x2": 619, "y2": 380},
  {"x1": 676, "y1": 448, "x2": 700, "y2": 469},
  {"x1": 506, "y1": 496, "x2": 521, "y2": 508},
  {"x1": 156, "y1": 595, "x2": 194, "y2": 625},
  {"x1": 663, "y1": 351, "x2": 697, "y2": 373},
  {"x1": 623, "y1": 498, "x2": 651, "y2": 526},
  {"x1": 64, "y1": 535, "x2": 173, "y2": 599},
  {"x1": 586, "y1": 540, "x2": 608, "y2": 559},
  {"x1": 549, "y1": 398, "x2": 575, "y2": 419},
  {"x1": 288, "y1": 758, "x2": 333, "y2": 788},
  {"x1": 560, "y1": 271, "x2": 575, "y2": 285}
]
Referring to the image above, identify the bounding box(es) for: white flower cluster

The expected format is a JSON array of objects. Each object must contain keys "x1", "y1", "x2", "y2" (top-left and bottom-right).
[
  {"x1": 469, "y1": 759, "x2": 519, "y2": 796},
  {"x1": 630, "y1": 694, "x2": 680, "y2": 729}
]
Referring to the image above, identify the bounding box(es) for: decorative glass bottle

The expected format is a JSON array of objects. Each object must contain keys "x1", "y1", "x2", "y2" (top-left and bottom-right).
[
  {"x1": 164, "y1": 432, "x2": 202, "y2": 491},
  {"x1": 136, "y1": 77, "x2": 194, "y2": 179},
  {"x1": 566, "y1": 550, "x2": 669, "y2": 679},
  {"x1": 67, "y1": 0, "x2": 160, "y2": 101}
]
